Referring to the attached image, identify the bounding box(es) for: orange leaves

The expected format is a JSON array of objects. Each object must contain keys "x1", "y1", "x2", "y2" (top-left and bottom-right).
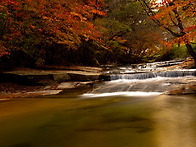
[
  {"x1": 148, "y1": 0, "x2": 196, "y2": 48},
  {"x1": 71, "y1": 11, "x2": 87, "y2": 21},
  {"x1": 90, "y1": 9, "x2": 106, "y2": 16},
  {"x1": 0, "y1": 0, "x2": 106, "y2": 52},
  {"x1": 0, "y1": 0, "x2": 109, "y2": 66},
  {"x1": 0, "y1": 43, "x2": 9, "y2": 57},
  {"x1": 160, "y1": 31, "x2": 196, "y2": 50}
]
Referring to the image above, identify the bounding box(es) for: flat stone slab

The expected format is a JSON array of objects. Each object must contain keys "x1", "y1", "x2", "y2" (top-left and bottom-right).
[
  {"x1": 0, "y1": 90, "x2": 62, "y2": 99},
  {"x1": 36, "y1": 65, "x2": 102, "y2": 72},
  {"x1": 166, "y1": 84, "x2": 196, "y2": 95},
  {"x1": 57, "y1": 82, "x2": 78, "y2": 89},
  {"x1": 26, "y1": 90, "x2": 62, "y2": 95},
  {"x1": 0, "y1": 98, "x2": 9, "y2": 101},
  {"x1": 56, "y1": 81, "x2": 95, "y2": 89},
  {"x1": 67, "y1": 71, "x2": 100, "y2": 81},
  {"x1": 0, "y1": 69, "x2": 102, "y2": 85}
]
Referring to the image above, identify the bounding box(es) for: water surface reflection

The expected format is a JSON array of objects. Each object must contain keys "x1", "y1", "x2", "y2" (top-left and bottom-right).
[
  {"x1": 152, "y1": 95, "x2": 196, "y2": 147},
  {"x1": 0, "y1": 94, "x2": 196, "y2": 147}
]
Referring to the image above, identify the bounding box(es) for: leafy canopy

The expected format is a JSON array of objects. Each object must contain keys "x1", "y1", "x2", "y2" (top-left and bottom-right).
[{"x1": 0, "y1": 0, "x2": 106, "y2": 58}]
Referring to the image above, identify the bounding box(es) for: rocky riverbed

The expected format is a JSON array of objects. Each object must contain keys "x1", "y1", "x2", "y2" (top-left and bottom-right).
[
  {"x1": 0, "y1": 66, "x2": 102, "y2": 99},
  {"x1": 165, "y1": 58, "x2": 196, "y2": 95},
  {"x1": 0, "y1": 58, "x2": 195, "y2": 100}
]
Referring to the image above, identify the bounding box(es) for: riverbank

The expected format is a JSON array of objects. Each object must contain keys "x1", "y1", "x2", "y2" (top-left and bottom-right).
[
  {"x1": 0, "y1": 66, "x2": 102, "y2": 100},
  {"x1": 0, "y1": 58, "x2": 195, "y2": 100},
  {"x1": 165, "y1": 58, "x2": 196, "y2": 95}
]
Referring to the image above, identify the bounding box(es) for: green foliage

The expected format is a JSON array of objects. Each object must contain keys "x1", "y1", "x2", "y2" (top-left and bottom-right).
[
  {"x1": 149, "y1": 43, "x2": 196, "y2": 62},
  {"x1": 3, "y1": 0, "x2": 194, "y2": 67},
  {"x1": 139, "y1": 0, "x2": 196, "y2": 62},
  {"x1": 171, "y1": 44, "x2": 189, "y2": 59},
  {"x1": 153, "y1": 42, "x2": 196, "y2": 62},
  {"x1": 94, "y1": 0, "x2": 163, "y2": 64}
]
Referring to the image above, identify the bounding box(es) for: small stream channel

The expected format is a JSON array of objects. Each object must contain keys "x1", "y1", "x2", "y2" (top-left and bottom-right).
[
  {"x1": 0, "y1": 60, "x2": 196, "y2": 147},
  {"x1": 84, "y1": 60, "x2": 196, "y2": 97}
]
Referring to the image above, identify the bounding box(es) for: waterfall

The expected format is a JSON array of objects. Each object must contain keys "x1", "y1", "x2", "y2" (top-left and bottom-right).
[
  {"x1": 82, "y1": 75, "x2": 196, "y2": 97},
  {"x1": 82, "y1": 60, "x2": 196, "y2": 98},
  {"x1": 110, "y1": 70, "x2": 196, "y2": 80}
]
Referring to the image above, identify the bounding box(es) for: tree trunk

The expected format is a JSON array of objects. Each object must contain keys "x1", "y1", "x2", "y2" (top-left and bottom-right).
[{"x1": 185, "y1": 42, "x2": 196, "y2": 64}]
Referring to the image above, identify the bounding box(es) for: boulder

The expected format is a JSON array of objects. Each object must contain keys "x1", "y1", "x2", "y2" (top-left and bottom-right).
[
  {"x1": 0, "y1": 70, "x2": 71, "y2": 85},
  {"x1": 27, "y1": 90, "x2": 62, "y2": 95},
  {"x1": 56, "y1": 81, "x2": 95, "y2": 89},
  {"x1": 57, "y1": 82, "x2": 77, "y2": 89},
  {"x1": 0, "y1": 69, "x2": 102, "y2": 87},
  {"x1": 166, "y1": 84, "x2": 196, "y2": 95},
  {"x1": 52, "y1": 73, "x2": 70, "y2": 83},
  {"x1": 67, "y1": 71, "x2": 101, "y2": 81}
]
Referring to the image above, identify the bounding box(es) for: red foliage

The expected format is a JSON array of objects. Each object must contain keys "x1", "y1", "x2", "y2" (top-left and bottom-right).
[
  {"x1": 0, "y1": 0, "x2": 107, "y2": 57},
  {"x1": 149, "y1": 0, "x2": 196, "y2": 47}
]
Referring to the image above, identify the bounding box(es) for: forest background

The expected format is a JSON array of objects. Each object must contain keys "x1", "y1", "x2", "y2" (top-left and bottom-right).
[{"x1": 0, "y1": 0, "x2": 196, "y2": 69}]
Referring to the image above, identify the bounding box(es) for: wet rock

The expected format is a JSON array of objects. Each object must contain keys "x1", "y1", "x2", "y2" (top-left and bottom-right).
[
  {"x1": 26, "y1": 90, "x2": 62, "y2": 95},
  {"x1": 99, "y1": 74, "x2": 111, "y2": 81},
  {"x1": 57, "y1": 82, "x2": 77, "y2": 89},
  {"x1": 166, "y1": 58, "x2": 195, "y2": 70},
  {"x1": 56, "y1": 81, "x2": 95, "y2": 89},
  {"x1": 1, "y1": 71, "x2": 55, "y2": 85},
  {"x1": 67, "y1": 71, "x2": 100, "y2": 81},
  {"x1": 0, "y1": 98, "x2": 9, "y2": 101},
  {"x1": 0, "y1": 70, "x2": 100, "y2": 85},
  {"x1": 52, "y1": 73, "x2": 70, "y2": 82},
  {"x1": 0, "y1": 90, "x2": 62, "y2": 99},
  {"x1": 0, "y1": 67, "x2": 103, "y2": 98},
  {"x1": 166, "y1": 85, "x2": 196, "y2": 95},
  {"x1": 77, "y1": 81, "x2": 95, "y2": 86}
]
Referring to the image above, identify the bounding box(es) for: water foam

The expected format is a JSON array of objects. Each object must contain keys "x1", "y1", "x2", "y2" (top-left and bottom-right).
[
  {"x1": 82, "y1": 91, "x2": 163, "y2": 98},
  {"x1": 110, "y1": 70, "x2": 196, "y2": 80}
]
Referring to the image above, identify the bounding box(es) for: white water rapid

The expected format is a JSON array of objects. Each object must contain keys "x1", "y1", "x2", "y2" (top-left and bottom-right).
[{"x1": 83, "y1": 60, "x2": 196, "y2": 98}]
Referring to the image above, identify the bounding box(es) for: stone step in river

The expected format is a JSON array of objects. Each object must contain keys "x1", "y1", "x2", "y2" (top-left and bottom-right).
[{"x1": 83, "y1": 60, "x2": 196, "y2": 98}]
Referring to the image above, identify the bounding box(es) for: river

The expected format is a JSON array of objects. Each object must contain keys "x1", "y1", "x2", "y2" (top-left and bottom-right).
[
  {"x1": 0, "y1": 94, "x2": 196, "y2": 147},
  {"x1": 0, "y1": 61, "x2": 196, "y2": 147}
]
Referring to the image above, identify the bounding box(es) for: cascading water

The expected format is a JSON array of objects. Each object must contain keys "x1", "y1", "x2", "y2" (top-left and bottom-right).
[
  {"x1": 110, "y1": 70, "x2": 196, "y2": 80},
  {"x1": 83, "y1": 60, "x2": 196, "y2": 97}
]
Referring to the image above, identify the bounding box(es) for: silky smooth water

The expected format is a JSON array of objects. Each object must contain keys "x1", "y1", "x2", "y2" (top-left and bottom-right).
[
  {"x1": 0, "y1": 94, "x2": 196, "y2": 147},
  {"x1": 1, "y1": 60, "x2": 196, "y2": 147}
]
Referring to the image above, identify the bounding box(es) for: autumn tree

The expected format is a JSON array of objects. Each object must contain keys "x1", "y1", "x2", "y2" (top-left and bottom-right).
[
  {"x1": 139, "y1": 0, "x2": 196, "y2": 63},
  {"x1": 95, "y1": 0, "x2": 163, "y2": 64},
  {"x1": 0, "y1": 0, "x2": 106, "y2": 66}
]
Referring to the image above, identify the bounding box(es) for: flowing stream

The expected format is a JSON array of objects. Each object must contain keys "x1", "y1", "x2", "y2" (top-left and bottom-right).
[
  {"x1": 84, "y1": 61, "x2": 196, "y2": 97},
  {"x1": 0, "y1": 60, "x2": 196, "y2": 147}
]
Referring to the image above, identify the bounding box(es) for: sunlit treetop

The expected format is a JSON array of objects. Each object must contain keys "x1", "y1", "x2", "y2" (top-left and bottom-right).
[
  {"x1": 139, "y1": 0, "x2": 196, "y2": 62},
  {"x1": 148, "y1": 0, "x2": 196, "y2": 43},
  {"x1": 0, "y1": 0, "x2": 107, "y2": 57}
]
